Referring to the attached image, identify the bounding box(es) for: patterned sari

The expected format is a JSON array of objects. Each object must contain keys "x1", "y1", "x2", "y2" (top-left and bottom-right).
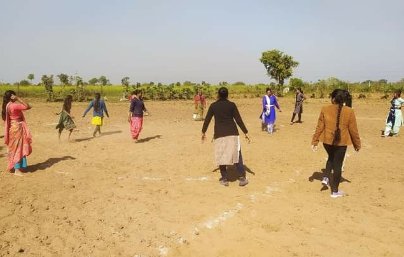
[
  {"x1": 130, "y1": 117, "x2": 143, "y2": 140},
  {"x1": 4, "y1": 102, "x2": 32, "y2": 170}
]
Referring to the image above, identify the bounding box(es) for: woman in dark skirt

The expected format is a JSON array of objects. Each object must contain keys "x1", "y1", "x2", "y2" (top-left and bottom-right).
[{"x1": 56, "y1": 95, "x2": 76, "y2": 141}]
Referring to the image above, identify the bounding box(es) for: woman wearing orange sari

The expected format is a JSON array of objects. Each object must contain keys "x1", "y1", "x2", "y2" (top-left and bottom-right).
[{"x1": 2, "y1": 90, "x2": 32, "y2": 176}]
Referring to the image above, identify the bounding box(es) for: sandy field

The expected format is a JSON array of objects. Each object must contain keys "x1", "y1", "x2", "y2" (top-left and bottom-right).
[{"x1": 0, "y1": 97, "x2": 403, "y2": 257}]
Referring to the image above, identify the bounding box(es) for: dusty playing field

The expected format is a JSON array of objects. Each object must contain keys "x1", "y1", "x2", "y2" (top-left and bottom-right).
[{"x1": 0, "y1": 97, "x2": 403, "y2": 257}]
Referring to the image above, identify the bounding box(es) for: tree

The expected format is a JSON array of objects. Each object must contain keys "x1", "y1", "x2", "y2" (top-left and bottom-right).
[
  {"x1": 88, "y1": 77, "x2": 99, "y2": 85},
  {"x1": 57, "y1": 73, "x2": 69, "y2": 85},
  {"x1": 57, "y1": 73, "x2": 69, "y2": 92},
  {"x1": 74, "y1": 76, "x2": 84, "y2": 101},
  {"x1": 289, "y1": 77, "x2": 304, "y2": 90},
  {"x1": 41, "y1": 75, "x2": 54, "y2": 101},
  {"x1": 260, "y1": 49, "x2": 299, "y2": 92},
  {"x1": 27, "y1": 74, "x2": 34, "y2": 84},
  {"x1": 99, "y1": 76, "x2": 109, "y2": 94},
  {"x1": 19, "y1": 80, "x2": 30, "y2": 86},
  {"x1": 121, "y1": 76, "x2": 130, "y2": 94}
]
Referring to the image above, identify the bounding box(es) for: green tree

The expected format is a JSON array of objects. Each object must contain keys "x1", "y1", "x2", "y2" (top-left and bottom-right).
[
  {"x1": 57, "y1": 73, "x2": 69, "y2": 85},
  {"x1": 27, "y1": 74, "x2": 34, "y2": 84},
  {"x1": 74, "y1": 76, "x2": 84, "y2": 101},
  {"x1": 57, "y1": 73, "x2": 69, "y2": 92},
  {"x1": 88, "y1": 77, "x2": 98, "y2": 85},
  {"x1": 19, "y1": 80, "x2": 30, "y2": 86},
  {"x1": 41, "y1": 75, "x2": 54, "y2": 101},
  {"x1": 99, "y1": 76, "x2": 109, "y2": 94},
  {"x1": 121, "y1": 76, "x2": 130, "y2": 94},
  {"x1": 260, "y1": 49, "x2": 299, "y2": 92}
]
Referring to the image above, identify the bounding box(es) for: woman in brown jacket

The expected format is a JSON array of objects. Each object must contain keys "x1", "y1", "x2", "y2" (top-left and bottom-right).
[{"x1": 312, "y1": 89, "x2": 361, "y2": 198}]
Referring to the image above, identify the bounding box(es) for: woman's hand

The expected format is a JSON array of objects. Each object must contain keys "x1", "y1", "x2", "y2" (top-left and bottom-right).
[
  {"x1": 201, "y1": 133, "x2": 206, "y2": 142},
  {"x1": 311, "y1": 145, "x2": 318, "y2": 152}
]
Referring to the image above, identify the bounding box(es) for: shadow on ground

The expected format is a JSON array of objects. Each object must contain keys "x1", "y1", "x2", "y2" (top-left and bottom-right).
[
  {"x1": 26, "y1": 156, "x2": 76, "y2": 173},
  {"x1": 309, "y1": 169, "x2": 351, "y2": 191},
  {"x1": 211, "y1": 165, "x2": 255, "y2": 182},
  {"x1": 136, "y1": 135, "x2": 162, "y2": 143},
  {"x1": 75, "y1": 130, "x2": 123, "y2": 142}
]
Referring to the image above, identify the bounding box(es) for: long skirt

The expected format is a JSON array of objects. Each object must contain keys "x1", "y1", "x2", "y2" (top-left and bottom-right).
[
  {"x1": 7, "y1": 120, "x2": 32, "y2": 170},
  {"x1": 384, "y1": 109, "x2": 403, "y2": 135},
  {"x1": 130, "y1": 117, "x2": 143, "y2": 139},
  {"x1": 214, "y1": 136, "x2": 240, "y2": 166},
  {"x1": 56, "y1": 111, "x2": 76, "y2": 131}
]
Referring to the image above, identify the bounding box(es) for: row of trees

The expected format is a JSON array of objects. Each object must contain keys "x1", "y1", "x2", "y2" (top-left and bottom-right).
[{"x1": 2, "y1": 49, "x2": 403, "y2": 101}]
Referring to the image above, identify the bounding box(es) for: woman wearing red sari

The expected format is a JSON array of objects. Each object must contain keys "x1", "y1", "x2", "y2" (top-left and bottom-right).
[{"x1": 2, "y1": 90, "x2": 32, "y2": 176}]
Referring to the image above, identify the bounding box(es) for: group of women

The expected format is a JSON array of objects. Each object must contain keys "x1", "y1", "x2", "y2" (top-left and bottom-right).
[
  {"x1": 2, "y1": 87, "x2": 404, "y2": 197},
  {"x1": 259, "y1": 87, "x2": 306, "y2": 134},
  {"x1": 1, "y1": 89, "x2": 148, "y2": 175}
]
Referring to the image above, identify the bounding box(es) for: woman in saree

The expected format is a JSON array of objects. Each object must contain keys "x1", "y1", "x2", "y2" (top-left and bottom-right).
[
  {"x1": 2, "y1": 90, "x2": 32, "y2": 176},
  {"x1": 383, "y1": 90, "x2": 404, "y2": 137},
  {"x1": 128, "y1": 90, "x2": 148, "y2": 142}
]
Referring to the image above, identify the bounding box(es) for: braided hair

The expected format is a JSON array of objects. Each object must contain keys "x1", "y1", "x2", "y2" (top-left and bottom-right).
[
  {"x1": 331, "y1": 89, "x2": 345, "y2": 145},
  {"x1": 94, "y1": 93, "x2": 101, "y2": 112}
]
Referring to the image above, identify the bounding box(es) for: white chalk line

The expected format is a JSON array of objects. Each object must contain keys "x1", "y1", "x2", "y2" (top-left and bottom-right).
[
  {"x1": 132, "y1": 176, "x2": 295, "y2": 256},
  {"x1": 118, "y1": 176, "x2": 211, "y2": 182}
]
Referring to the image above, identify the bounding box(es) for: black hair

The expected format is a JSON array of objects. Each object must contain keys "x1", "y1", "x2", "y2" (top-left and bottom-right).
[
  {"x1": 218, "y1": 87, "x2": 228, "y2": 99},
  {"x1": 297, "y1": 87, "x2": 303, "y2": 94},
  {"x1": 330, "y1": 89, "x2": 346, "y2": 145},
  {"x1": 266, "y1": 87, "x2": 272, "y2": 93},
  {"x1": 94, "y1": 93, "x2": 101, "y2": 112},
  {"x1": 2, "y1": 90, "x2": 16, "y2": 121},
  {"x1": 63, "y1": 95, "x2": 73, "y2": 113},
  {"x1": 395, "y1": 90, "x2": 402, "y2": 98},
  {"x1": 131, "y1": 91, "x2": 136, "y2": 95},
  {"x1": 344, "y1": 90, "x2": 352, "y2": 107}
]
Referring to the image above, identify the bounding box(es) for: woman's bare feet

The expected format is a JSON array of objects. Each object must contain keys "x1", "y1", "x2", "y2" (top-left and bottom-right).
[{"x1": 14, "y1": 169, "x2": 24, "y2": 176}]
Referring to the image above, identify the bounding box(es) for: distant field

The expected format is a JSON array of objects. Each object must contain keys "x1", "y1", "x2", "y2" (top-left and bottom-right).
[{"x1": 0, "y1": 82, "x2": 402, "y2": 102}]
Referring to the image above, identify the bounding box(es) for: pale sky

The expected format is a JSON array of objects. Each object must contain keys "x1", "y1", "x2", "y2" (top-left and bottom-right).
[{"x1": 0, "y1": 0, "x2": 403, "y2": 84}]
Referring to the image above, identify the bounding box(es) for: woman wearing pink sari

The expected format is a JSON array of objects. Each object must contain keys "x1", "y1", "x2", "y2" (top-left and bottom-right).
[
  {"x1": 128, "y1": 90, "x2": 148, "y2": 142},
  {"x1": 2, "y1": 90, "x2": 32, "y2": 176}
]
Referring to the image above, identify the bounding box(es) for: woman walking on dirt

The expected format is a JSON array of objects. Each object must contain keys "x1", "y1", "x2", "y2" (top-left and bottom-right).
[
  {"x1": 194, "y1": 89, "x2": 207, "y2": 121},
  {"x1": 383, "y1": 90, "x2": 404, "y2": 137},
  {"x1": 261, "y1": 88, "x2": 282, "y2": 134},
  {"x1": 2, "y1": 90, "x2": 32, "y2": 176},
  {"x1": 128, "y1": 90, "x2": 148, "y2": 142},
  {"x1": 56, "y1": 95, "x2": 76, "y2": 141},
  {"x1": 83, "y1": 93, "x2": 109, "y2": 137},
  {"x1": 312, "y1": 89, "x2": 361, "y2": 198},
  {"x1": 290, "y1": 88, "x2": 306, "y2": 124},
  {"x1": 202, "y1": 87, "x2": 250, "y2": 187}
]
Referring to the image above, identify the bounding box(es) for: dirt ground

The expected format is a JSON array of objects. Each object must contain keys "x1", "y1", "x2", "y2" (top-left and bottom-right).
[{"x1": 0, "y1": 97, "x2": 403, "y2": 257}]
